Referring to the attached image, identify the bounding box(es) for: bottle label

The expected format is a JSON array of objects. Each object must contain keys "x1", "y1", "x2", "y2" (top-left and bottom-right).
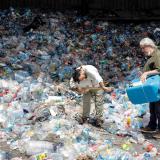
[{"x1": 35, "y1": 153, "x2": 47, "y2": 160}]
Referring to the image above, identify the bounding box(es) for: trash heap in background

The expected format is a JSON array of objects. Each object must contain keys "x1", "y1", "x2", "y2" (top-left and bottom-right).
[{"x1": 0, "y1": 7, "x2": 160, "y2": 160}]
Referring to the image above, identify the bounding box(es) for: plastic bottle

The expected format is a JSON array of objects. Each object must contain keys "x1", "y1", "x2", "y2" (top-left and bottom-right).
[
  {"x1": 129, "y1": 131, "x2": 145, "y2": 144},
  {"x1": 150, "y1": 147, "x2": 158, "y2": 157},
  {"x1": 21, "y1": 140, "x2": 55, "y2": 156},
  {"x1": 121, "y1": 142, "x2": 131, "y2": 151},
  {"x1": 0, "y1": 151, "x2": 11, "y2": 160},
  {"x1": 143, "y1": 152, "x2": 152, "y2": 160},
  {"x1": 96, "y1": 154, "x2": 105, "y2": 160},
  {"x1": 14, "y1": 71, "x2": 30, "y2": 83},
  {"x1": 142, "y1": 142, "x2": 157, "y2": 157},
  {"x1": 143, "y1": 141, "x2": 154, "y2": 152},
  {"x1": 29, "y1": 152, "x2": 48, "y2": 160},
  {"x1": 47, "y1": 153, "x2": 63, "y2": 160},
  {"x1": 45, "y1": 96, "x2": 65, "y2": 105},
  {"x1": 75, "y1": 128, "x2": 90, "y2": 144}
]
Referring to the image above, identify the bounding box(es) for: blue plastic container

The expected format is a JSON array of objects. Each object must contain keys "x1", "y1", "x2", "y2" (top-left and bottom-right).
[{"x1": 126, "y1": 75, "x2": 160, "y2": 104}]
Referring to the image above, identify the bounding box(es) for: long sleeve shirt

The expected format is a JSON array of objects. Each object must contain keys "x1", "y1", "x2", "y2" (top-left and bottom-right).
[{"x1": 143, "y1": 49, "x2": 160, "y2": 72}]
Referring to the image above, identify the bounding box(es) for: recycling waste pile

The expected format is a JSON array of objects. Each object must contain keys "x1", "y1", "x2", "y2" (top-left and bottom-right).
[{"x1": 0, "y1": 7, "x2": 160, "y2": 160}]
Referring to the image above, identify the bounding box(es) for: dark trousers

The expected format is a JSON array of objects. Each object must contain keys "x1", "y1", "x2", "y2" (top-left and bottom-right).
[{"x1": 148, "y1": 101, "x2": 160, "y2": 130}]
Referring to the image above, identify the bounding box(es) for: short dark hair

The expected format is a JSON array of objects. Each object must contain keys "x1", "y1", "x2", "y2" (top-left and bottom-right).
[{"x1": 72, "y1": 69, "x2": 81, "y2": 83}]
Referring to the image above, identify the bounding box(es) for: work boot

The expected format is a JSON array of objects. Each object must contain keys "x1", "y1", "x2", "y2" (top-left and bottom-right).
[
  {"x1": 75, "y1": 114, "x2": 88, "y2": 124},
  {"x1": 88, "y1": 117, "x2": 103, "y2": 128},
  {"x1": 153, "y1": 131, "x2": 160, "y2": 139},
  {"x1": 140, "y1": 126, "x2": 156, "y2": 133}
]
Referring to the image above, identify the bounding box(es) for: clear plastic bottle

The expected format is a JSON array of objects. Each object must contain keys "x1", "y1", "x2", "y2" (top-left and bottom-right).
[
  {"x1": 150, "y1": 147, "x2": 158, "y2": 157},
  {"x1": 0, "y1": 151, "x2": 11, "y2": 160},
  {"x1": 47, "y1": 153, "x2": 63, "y2": 160},
  {"x1": 21, "y1": 140, "x2": 55, "y2": 156},
  {"x1": 129, "y1": 131, "x2": 145, "y2": 144}
]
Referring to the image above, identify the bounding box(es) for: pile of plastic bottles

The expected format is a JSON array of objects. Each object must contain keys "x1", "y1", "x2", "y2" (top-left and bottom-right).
[{"x1": 0, "y1": 7, "x2": 160, "y2": 160}]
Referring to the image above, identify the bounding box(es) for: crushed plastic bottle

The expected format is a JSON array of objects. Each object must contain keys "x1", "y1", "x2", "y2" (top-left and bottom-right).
[
  {"x1": 0, "y1": 150, "x2": 11, "y2": 160},
  {"x1": 130, "y1": 131, "x2": 145, "y2": 144},
  {"x1": 19, "y1": 140, "x2": 55, "y2": 156}
]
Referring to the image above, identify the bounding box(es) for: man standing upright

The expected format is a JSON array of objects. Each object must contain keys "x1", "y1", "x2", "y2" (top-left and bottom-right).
[{"x1": 139, "y1": 38, "x2": 160, "y2": 139}]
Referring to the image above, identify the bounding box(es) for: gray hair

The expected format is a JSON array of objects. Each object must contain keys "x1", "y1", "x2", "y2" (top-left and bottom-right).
[{"x1": 140, "y1": 37, "x2": 156, "y2": 48}]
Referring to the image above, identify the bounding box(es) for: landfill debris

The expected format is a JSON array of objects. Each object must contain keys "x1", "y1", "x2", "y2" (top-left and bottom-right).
[{"x1": 0, "y1": 7, "x2": 160, "y2": 160}]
